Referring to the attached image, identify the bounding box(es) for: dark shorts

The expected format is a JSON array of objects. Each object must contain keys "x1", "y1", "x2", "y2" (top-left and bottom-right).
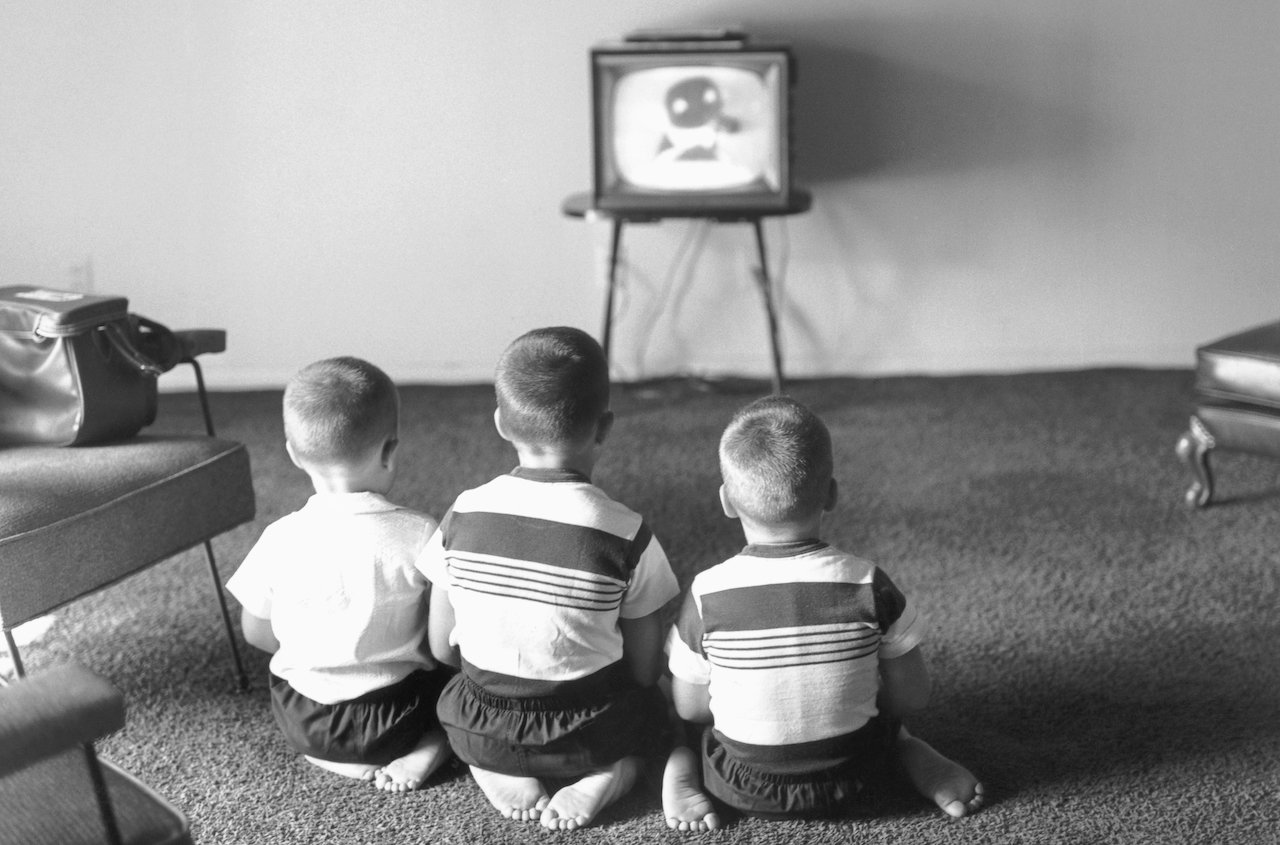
[
  {"x1": 699, "y1": 716, "x2": 900, "y2": 820},
  {"x1": 269, "y1": 668, "x2": 452, "y2": 766},
  {"x1": 436, "y1": 672, "x2": 670, "y2": 779}
]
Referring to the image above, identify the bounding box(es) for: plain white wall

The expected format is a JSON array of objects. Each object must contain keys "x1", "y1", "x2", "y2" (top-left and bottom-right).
[{"x1": 1, "y1": 1, "x2": 1276, "y2": 389}]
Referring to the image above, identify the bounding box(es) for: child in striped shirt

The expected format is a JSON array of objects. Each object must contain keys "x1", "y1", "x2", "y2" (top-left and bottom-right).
[
  {"x1": 419, "y1": 326, "x2": 679, "y2": 831},
  {"x1": 663, "y1": 395, "x2": 984, "y2": 829}
]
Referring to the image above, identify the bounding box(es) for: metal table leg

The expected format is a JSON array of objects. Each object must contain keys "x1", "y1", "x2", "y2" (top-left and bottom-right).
[
  {"x1": 601, "y1": 218, "x2": 624, "y2": 365},
  {"x1": 752, "y1": 218, "x2": 785, "y2": 394}
]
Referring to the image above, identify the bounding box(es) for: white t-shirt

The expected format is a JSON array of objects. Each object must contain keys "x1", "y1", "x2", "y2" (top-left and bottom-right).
[{"x1": 227, "y1": 491, "x2": 438, "y2": 704}]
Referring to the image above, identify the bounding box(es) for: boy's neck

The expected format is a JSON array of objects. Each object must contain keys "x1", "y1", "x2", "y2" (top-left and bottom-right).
[
  {"x1": 307, "y1": 473, "x2": 390, "y2": 496},
  {"x1": 292, "y1": 435, "x2": 397, "y2": 498},
  {"x1": 737, "y1": 514, "x2": 824, "y2": 546},
  {"x1": 302, "y1": 459, "x2": 394, "y2": 496},
  {"x1": 512, "y1": 442, "x2": 597, "y2": 478}
]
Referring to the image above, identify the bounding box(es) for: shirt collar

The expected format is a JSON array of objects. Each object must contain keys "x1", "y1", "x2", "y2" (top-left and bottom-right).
[
  {"x1": 303, "y1": 491, "x2": 399, "y2": 514},
  {"x1": 509, "y1": 466, "x2": 592, "y2": 484},
  {"x1": 741, "y1": 539, "x2": 829, "y2": 558}
]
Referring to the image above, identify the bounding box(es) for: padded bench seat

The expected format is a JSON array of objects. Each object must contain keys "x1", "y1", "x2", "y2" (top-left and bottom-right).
[
  {"x1": 1177, "y1": 320, "x2": 1280, "y2": 507},
  {"x1": 0, "y1": 435, "x2": 254, "y2": 681}
]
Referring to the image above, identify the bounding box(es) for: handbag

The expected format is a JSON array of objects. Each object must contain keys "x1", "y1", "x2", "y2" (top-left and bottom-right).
[{"x1": 0, "y1": 285, "x2": 180, "y2": 446}]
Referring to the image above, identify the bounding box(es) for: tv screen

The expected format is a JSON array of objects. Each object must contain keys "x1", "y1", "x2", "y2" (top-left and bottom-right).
[{"x1": 591, "y1": 40, "x2": 794, "y2": 214}]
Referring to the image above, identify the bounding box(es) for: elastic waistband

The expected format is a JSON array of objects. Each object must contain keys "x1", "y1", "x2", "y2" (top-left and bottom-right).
[
  {"x1": 712, "y1": 715, "x2": 898, "y2": 784},
  {"x1": 458, "y1": 669, "x2": 625, "y2": 712}
]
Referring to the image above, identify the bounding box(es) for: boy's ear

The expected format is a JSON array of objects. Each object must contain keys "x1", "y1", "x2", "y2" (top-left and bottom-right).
[
  {"x1": 719, "y1": 484, "x2": 739, "y2": 519},
  {"x1": 493, "y1": 407, "x2": 513, "y2": 443},
  {"x1": 594, "y1": 410, "x2": 615, "y2": 445},
  {"x1": 381, "y1": 436, "x2": 399, "y2": 467},
  {"x1": 284, "y1": 439, "x2": 303, "y2": 470},
  {"x1": 825, "y1": 478, "x2": 839, "y2": 512}
]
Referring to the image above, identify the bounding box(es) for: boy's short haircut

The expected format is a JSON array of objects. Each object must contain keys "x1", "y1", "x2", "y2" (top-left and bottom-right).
[
  {"x1": 720, "y1": 395, "x2": 833, "y2": 524},
  {"x1": 494, "y1": 327, "x2": 610, "y2": 446},
  {"x1": 284, "y1": 356, "x2": 399, "y2": 465}
]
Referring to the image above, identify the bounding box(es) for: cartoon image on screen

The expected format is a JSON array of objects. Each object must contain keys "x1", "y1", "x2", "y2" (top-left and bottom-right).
[{"x1": 609, "y1": 64, "x2": 781, "y2": 193}]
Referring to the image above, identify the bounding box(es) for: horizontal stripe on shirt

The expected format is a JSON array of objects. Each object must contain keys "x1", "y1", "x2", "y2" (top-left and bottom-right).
[
  {"x1": 701, "y1": 581, "x2": 884, "y2": 633},
  {"x1": 444, "y1": 508, "x2": 648, "y2": 583},
  {"x1": 447, "y1": 554, "x2": 626, "y2": 612},
  {"x1": 703, "y1": 622, "x2": 881, "y2": 670}
]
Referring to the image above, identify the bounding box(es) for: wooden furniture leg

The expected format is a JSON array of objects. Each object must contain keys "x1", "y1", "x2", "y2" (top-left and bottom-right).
[{"x1": 1175, "y1": 415, "x2": 1215, "y2": 508}]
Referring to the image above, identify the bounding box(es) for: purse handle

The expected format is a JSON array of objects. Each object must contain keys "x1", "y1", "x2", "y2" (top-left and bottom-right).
[{"x1": 101, "y1": 316, "x2": 181, "y2": 377}]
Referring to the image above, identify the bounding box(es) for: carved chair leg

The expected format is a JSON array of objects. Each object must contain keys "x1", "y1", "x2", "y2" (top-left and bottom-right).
[{"x1": 1175, "y1": 415, "x2": 1215, "y2": 508}]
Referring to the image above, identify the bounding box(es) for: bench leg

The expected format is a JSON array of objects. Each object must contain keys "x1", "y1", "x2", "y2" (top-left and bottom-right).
[
  {"x1": 204, "y1": 540, "x2": 249, "y2": 692},
  {"x1": 3, "y1": 628, "x2": 25, "y2": 678},
  {"x1": 1176, "y1": 415, "x2": 1215, "y2": 508}
]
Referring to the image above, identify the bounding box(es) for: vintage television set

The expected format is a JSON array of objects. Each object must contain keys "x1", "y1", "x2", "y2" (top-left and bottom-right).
[{"x1": 590, "y1": 31, "x2": 795, "y2": 214}]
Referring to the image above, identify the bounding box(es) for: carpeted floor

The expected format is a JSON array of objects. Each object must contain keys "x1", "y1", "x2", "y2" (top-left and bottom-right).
[{"x1": 9, "y1": 370, "x2": 1280, "y2": 844}]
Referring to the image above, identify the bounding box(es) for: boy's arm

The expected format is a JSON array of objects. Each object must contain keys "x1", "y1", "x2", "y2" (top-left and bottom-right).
[
  {"x1": 428, "y1": 584, "x2": 460, "y2": 668},
  {"x1": 619, "y1": 609, "x2": 665, "y2": 687},
  {"x1": 240, "y1": 609, "x2": 280, "y2": 654},
  {"x1": 878, "y1": 645, "x2": 932, "y2": 718},
  {"x1": 671, "y1": 676, "x2": 713, "y2": 724}
]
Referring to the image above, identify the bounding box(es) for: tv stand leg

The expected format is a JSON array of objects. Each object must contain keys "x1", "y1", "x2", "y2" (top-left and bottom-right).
[
  {"x1": 752, "y1": 219, "x2": 785, "y2": 394},
  {"x1": 601, "y1": 219, "x2": 624, "y2": 366}
]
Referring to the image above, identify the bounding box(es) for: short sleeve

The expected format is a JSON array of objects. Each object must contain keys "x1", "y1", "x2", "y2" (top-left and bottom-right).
[
  {"x1": 225, "y1": 526, "x2": 278, "y2": 619},
  {"x1": 415, "y1": 510, "x2": 451, "y2": 585},
  {"x1": 874, "y1": 567, "x2": 927, "y2": 659},
  {"x1": 618, "y1": 529, "x2": 680, "y2": 619},
  {"x1": 666, "y1": 586, "x2": 711, "y2": 683}
]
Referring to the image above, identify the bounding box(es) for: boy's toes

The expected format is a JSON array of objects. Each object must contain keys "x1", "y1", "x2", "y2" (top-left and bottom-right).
[
  {"x1": 966, "y1": 783, "x2": 986, "y2": 812},
  {"x1": 373, "y1": 767, "x2": 422, "y2": 793},
  {"x1": 540, "y1": 809, "x2": 584, "y2": 831},
  {"x1": 942, "y1": 782, "x2": 985, "y2": 818},
  {"x1": 507, "y1": 796, "x2": 548, "y2": 821},
  {"x1": 666, "y1": 814, "x2": 721, "y2": 832}
]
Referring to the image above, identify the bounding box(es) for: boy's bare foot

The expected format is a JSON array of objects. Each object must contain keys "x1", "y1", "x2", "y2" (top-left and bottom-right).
[
  {"x1": 304, "y1": 755, "x2": 378, "y2": 782},
  {"x1": 896, "y1": 730, "x2": 985, "y2": 818},
  {"x1": 374, "y1": 730, "x2": 452, "y2": 793},
  {"x1": 662, "y1": 746, "x2": 721, "y2": 832},
  {"x1": 471, "y1": 766, "x2": 550, "y2": 821},
  {"x1": 540, "y1": 756, "x2": 642, "y2": 831}
]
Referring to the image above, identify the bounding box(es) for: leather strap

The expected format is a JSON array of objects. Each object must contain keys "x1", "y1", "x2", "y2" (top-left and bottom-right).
[{"x1": 100, "y1": 316, "x2": 180, "y2": 377}]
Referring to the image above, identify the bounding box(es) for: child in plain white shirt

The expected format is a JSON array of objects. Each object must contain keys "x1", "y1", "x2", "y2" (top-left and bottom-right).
[{"x1": 228, "y1": 356, "x2": 451, "y2": 792}]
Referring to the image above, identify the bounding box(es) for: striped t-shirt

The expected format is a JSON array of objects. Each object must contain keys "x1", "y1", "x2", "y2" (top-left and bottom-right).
[
  {"x1": 418, "y1": 467, "x2": 680, "y2": 698},
  {"x1": 667, "y1": 540, "x2": 925, "y2": 767}
]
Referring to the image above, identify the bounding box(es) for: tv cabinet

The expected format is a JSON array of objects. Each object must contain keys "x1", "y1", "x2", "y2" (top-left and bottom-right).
[{"x1": 561, "y1": 188, "x2": 812, "y2": 393}]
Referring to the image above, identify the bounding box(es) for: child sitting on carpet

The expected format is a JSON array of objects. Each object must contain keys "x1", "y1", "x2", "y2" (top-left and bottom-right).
[
  {"x1": 662, "y1": 395, "x2": 984, "y2": 830},
  {"x1": 228, "y1": 356, "x2": 452, "y2": 793},
  {"x1": 419, "y1": 326, "x2": 680, "y2": 831}
]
